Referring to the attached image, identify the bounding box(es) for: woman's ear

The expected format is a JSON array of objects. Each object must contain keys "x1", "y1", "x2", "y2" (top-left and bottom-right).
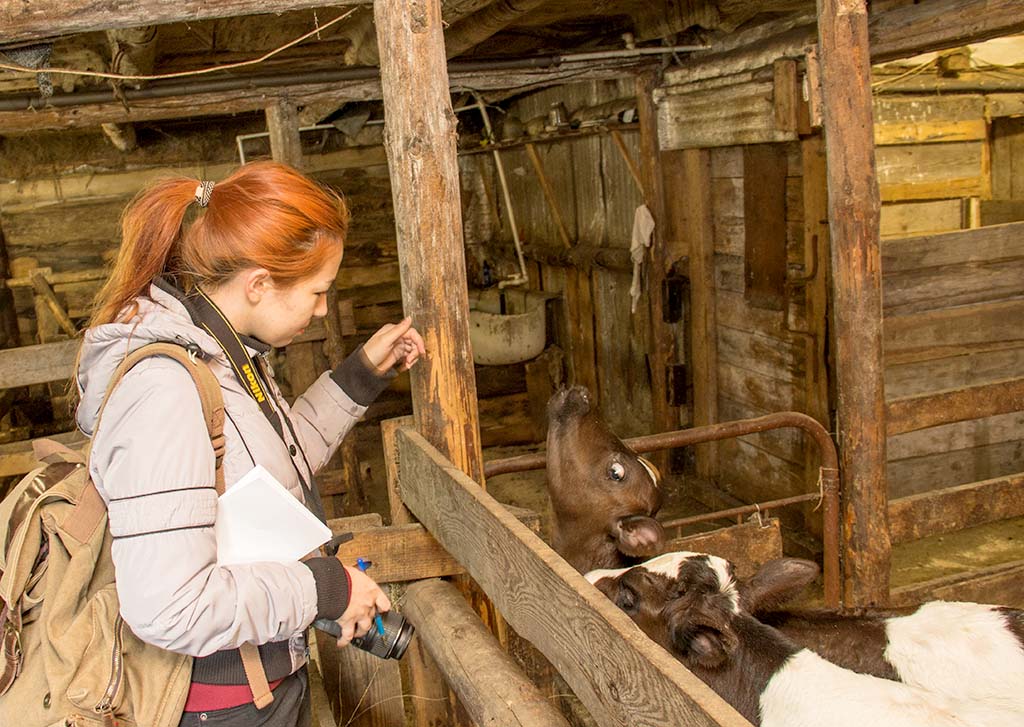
[{"x1": 241, "y1": 268, "x2": 274, "y2": 305}]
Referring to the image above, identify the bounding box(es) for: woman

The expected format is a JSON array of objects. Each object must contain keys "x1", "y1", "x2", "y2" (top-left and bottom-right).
[{"x1": 74, "y1": 161, "x2": 423, "y2": 726}]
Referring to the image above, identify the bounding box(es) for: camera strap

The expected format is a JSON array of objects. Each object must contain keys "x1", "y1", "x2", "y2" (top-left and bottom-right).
[{"x1": 157, "y1": 278, "x2": 329, "y2": 527}]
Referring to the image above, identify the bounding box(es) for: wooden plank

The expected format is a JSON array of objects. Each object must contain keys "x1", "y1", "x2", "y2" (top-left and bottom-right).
[
  {"x1": 717, "y1": 325, "x2": 804, "y2": 381},
  {"x1": 880, "y1": 200, "x2": 962, "y2": 239},
  {"x1": 876, "y1": 142, "x2": 985, "y2": 202},
  {"x1": 743, "y1": 144, "x2": 788, "y2": 311},
  {"x1": 718, "y1": 361, "x2": 801, "y2": 413},
  {"x1": 888, "y1": 410, "x2": 1024, "y2": 461},
  {"x1": 887, "y1": 439, "x2": 1024, "y2": 499},
  {"x1": 890, "y1": 560, "x2": 1024, "y2": 609},
  {"x1": 885, "y1": 345, "x2": 1024, "y2": 399},
  {"x1": 817, "y1": 0, "x2": 890, "y2": 607},
  {"x1": 884, "y1": 300, "x2": 1024, "y2": 365},
  {"x1": 880, "y1": 220, "x2": 1024, "y2": 273},
  {"x1": 686, "y1": 149, "x2": 719, "y2": 478},
  {"x1": 889, "y1": 472, "x2": 1024, "y2": 544},
  {"x1": 0, "y1": 339, "x2": 78, "y2": 388},
  {"x1": 873, "y1": 94, "x2": 986, "y2": 126},
  {"x1": 882, "y1": 259, "x2": 1024, "y2": 315},
  {"x1": 666, "y1": 519, "x2": 784, "y2": 580},
  {"x1": 396, "y1": 428, "x2": 749, "y2": 727},
  {"x1": 875, "y1": 120, "x2": 987, "y2": 146},
  {"x1": 886, "y1": 378, "x2": 1024, "y2": 436},
  {"x1": 403, "y1": 579, "x2": 571, "y2": 727},
  {"x1": 772, "y1": 59, "x2": 802, "y2": 134}
]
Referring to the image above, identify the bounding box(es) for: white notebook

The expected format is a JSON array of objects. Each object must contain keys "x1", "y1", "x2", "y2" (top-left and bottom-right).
[{"x1": 215, "y1": 464, "x2": 332, "y2": 566}]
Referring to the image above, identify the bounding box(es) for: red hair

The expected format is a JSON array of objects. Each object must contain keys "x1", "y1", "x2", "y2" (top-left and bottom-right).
[{"x1": 88, "y1": 161, "x2": 350, "y2": 326}]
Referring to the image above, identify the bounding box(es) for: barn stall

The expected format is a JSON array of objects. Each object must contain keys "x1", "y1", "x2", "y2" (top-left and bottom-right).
[{"x1": 1, "y1": 1, "x2": 1023, "y2": 726}]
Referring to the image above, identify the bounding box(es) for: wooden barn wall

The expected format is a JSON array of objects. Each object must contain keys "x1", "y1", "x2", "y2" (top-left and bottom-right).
[
  {"x1": 875, "y1": 93, "x2": 1024, "y2": 500},
  {"x1": 705, "y1": 143, "x2": 812, "y2": 517},
  {"x1": 0, "y1": 139, "x2": 535, "y2": 510},
  {"x1": 480, "y1": 78, "x2": 655, "y2": 439}
]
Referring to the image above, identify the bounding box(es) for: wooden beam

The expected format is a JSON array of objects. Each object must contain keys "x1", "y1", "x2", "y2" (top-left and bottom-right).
[
  {"x1": 396, "y1": 428, "x2": 749, "y2": 727},
  {"x1": 685, "y1": 148, "x2": 719, "y2": 479},
  {"x1": 30, "y1": 271, "x2": 78, "y2": 337},
  {"x1": 0, "y1": 339, "x2": 79, "y2": 389},
  {"x1": 373, "y1": 0, "x2": 483, "y2": 482},
  {"x1": 886, "y1": 378, "x2": 1024, "y2": 436},
  {"x1": 403, "y1": 579, "x2": 571, "y2": 727},
  {"x1": 890, "y1": 560, "x2": 1024, "y2": 609},
  {"x1": 868, "y1": 0, "x2": 1024, "y2": 64},
  {"x1": 266, "y1": 99, "x2": 304, "y2": 168},
  {"x1": 889, "y1": 472, "x2": 1024, "y2": 545},
  {"x1": 816, "y1": 0, "x2": 890, "y2": 607},
  {"x1": 0, "y1": 65, "x2": 639, "y2": 134},
  {"x1": 1, "y1": 1, "x2": 368, "y2": 43}
]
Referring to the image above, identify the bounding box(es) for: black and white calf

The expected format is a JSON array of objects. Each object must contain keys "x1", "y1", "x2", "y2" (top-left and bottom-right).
[{"x1": 586, "y1": 552, "x2": 1024, "y2": 727}]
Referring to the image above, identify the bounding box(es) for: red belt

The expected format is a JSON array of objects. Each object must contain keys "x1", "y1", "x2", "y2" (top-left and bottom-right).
[{"x1": 183, "y1": 677, "x2": 286, "y2": 712}]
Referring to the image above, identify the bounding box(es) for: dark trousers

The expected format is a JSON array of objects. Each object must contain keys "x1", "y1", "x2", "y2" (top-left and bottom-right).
[{"x1": 177, "y1": 667, "x2": 310, "y2": 727}]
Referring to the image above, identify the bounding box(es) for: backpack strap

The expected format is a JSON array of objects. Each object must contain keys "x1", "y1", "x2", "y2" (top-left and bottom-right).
[
  {"x1": 82, "y1": 342, "x2": 272, "y2": 706},
  {"x1": 90, "y1": 342, "x2": 226, "y2": 494}
]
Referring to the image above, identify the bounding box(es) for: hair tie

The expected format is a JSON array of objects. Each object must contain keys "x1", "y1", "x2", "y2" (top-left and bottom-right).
[{"x1": 194, "y1": 180, "x2": 215, "y2": 208}]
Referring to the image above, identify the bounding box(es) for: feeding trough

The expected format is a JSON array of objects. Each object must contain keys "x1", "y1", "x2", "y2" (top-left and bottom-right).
[{"x1": 468, "y1": 288, "x2": 551, "y2": 365}]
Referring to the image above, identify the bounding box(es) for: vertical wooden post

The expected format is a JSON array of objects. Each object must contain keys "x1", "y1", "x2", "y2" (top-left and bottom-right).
[
  {"x1": 373, "y1": 2, "x2": 491, "y2": 725},
  {"x1": 816, "y1": 0, "x2": 890, "y2": 606},
  {"x1": 373, "y1": 0, "x2": 484, "y2": 484},
  {"x1": 637, "y1": 73, "x2": 680, "y2": 470},
  {"x1": 684, "y1": 149, "x2": 719, "y2": 479},
  {"x1": 266, "y1": 99, "x2": 303, "y2": 169}
]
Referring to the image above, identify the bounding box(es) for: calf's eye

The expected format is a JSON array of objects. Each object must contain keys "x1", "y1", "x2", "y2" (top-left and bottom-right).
[{"x1": 608, "y1": 462, "x2": 626, "y2": 481}]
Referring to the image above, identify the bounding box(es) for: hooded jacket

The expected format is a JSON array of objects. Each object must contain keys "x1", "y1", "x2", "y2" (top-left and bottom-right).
[{"x1": 76, "y1": 283, "x2": 387, "y2": 680}]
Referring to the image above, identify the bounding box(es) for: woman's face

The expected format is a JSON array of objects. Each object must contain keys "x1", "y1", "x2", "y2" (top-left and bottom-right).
[{"x1": 249, "y1": 247, "x2": 344, "y2": 348}]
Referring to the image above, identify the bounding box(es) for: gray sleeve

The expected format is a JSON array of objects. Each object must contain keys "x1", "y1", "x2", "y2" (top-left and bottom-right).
[{"x1": 91, "y1": 359, "x2": 319, "y2": 657}]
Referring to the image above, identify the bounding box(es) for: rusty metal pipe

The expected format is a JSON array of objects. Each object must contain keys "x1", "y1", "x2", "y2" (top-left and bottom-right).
[{"x1": 484, "y1": 412, "x2": 842, "y2": 607}]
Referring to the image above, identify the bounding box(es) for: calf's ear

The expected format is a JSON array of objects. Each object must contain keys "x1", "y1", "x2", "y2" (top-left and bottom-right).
[
  {"x1": 739, "y1": 558, "x2": 819, "y2": 613},
  {"x1": 614, "y1": 515, "x2": 665, "y2": 558}
]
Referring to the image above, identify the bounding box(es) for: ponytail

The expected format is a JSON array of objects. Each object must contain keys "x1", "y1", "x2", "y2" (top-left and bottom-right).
[{"x1": 88, "y1": 178, "x2": 197, "y2": 326}]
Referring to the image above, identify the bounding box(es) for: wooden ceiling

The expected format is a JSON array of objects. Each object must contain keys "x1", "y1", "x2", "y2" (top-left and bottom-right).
[{"x1": 0, "y1": 0, "x2": 813, "y2": 125}]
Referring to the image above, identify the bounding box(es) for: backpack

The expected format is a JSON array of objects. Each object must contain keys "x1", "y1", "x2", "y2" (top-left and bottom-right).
[{"x1": 0, "y1": 342, "x2": 273, "y2": 727}]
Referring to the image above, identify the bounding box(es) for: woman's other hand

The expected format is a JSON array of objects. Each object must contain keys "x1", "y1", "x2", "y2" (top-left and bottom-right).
[
  {"x1": 362, "y1": 317, "x2": 426, "y2": 373},
  {"x1": 332, "y1": 565, "x2": 392, "y2": 647}
]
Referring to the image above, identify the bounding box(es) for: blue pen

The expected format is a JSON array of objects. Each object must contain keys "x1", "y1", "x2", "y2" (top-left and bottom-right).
[{"x1": 357, "y1": 558, "x2": 386, "y2": 637}]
